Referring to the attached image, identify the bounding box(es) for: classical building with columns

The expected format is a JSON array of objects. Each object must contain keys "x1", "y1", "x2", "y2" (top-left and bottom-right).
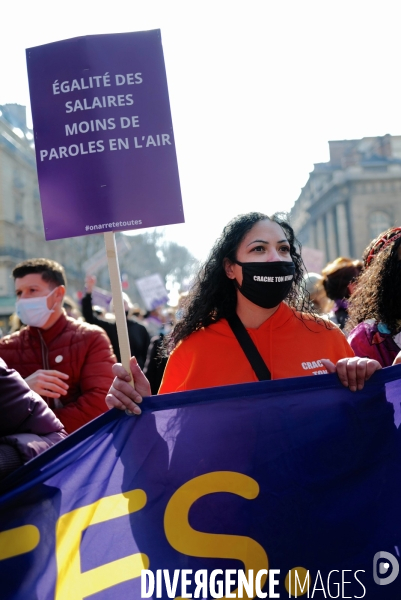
[{"x1": 290, "y1": 134, "x2": 401, "y2": 265}]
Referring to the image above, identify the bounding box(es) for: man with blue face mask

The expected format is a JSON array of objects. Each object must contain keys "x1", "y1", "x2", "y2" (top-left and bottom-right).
[{"x1": 0, "y1": 259, "x2": 116, "y2": 433}]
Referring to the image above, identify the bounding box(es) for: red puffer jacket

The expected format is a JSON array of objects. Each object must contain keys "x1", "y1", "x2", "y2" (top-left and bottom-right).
[{"x1": 0, "y1": 313, "x2": 116, "y2": 433}]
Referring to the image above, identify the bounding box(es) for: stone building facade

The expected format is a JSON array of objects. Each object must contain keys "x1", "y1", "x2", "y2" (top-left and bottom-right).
[
  {"x1": 0, "y1": 104, "x2": 103, "y2": 326},
  {"x1": 290, "y1": 135, "x2": 401, "y2": 265}
]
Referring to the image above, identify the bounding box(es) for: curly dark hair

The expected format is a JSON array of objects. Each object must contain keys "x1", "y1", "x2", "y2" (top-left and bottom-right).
[
  {"x1": 168, "y1": 212, "x2": 313, "y2": 350},
  {"x1": 347, "y1": 227, "x2": 401, "y2": 335}
]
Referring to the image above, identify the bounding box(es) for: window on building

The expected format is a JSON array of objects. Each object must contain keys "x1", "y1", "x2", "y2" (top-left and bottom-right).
[
  {"x1": 14, "y1": 189, "x2": 24, "y2": 223},
  {"x1": 368, "y1": 210, "x2": 392, "y2": 239},
  {"x1": 13, "y1": 169, "x2": 25, "y2": 223}
]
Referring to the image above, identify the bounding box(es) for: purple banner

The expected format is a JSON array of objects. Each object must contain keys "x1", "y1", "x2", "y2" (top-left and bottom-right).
[
  {"x1": 1, "y1": 368, "x2": 401, "y2": 598},
  {"x1": 26, "y1": 31, "x2": 184, "y2": 240}
]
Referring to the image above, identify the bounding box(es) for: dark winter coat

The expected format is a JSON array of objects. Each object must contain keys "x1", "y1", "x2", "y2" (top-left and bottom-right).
[
  {"x1": 0, "y1": 358, "x2": 66, "y2": 478},
  {"x1": 82, "y1": 293, "x2": 150, "y2": 367}
]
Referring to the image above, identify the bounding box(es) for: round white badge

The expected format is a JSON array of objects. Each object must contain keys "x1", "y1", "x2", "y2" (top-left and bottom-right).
[{"x1": 55, "y1": 355, "x2": 63, "y2": 363}]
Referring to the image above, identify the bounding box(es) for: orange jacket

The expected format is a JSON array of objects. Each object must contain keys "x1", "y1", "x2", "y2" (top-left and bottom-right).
[
  {"x1": 0, "y1": 313, "x2": 116, "y2": 433},
  {"x1": 159, "y1": 303, "x2": 354, "y2": 394}
]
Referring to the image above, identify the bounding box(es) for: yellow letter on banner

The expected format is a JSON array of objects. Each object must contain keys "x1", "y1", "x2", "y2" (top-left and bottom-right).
[
  {"x1": 0, "y1": 525, "x2": 40, "y2": 561},
  {"x1": 164, "y1": 471, "x2": 268, "y2": 599},
  {"x1": 55, "y1": 489, "x2": 148, "y2": 600}
]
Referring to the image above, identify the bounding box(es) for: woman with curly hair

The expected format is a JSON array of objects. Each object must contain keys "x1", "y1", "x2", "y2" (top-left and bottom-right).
[
  {"x1": 347, "y1": 227, "x2": 401, "y2": 367},
  {"x1": 106, "y1": 212, "x2": 381, "y2": 413}
]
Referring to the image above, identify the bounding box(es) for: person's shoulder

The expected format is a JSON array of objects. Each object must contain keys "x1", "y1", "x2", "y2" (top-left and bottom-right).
[
  {"x1": 64, "y1": 316, "x2": 112, "y2": 340},
  {"x1": 169, "y1": 320, "x2": 232, "y2": 360},
  {"x1": 0, "y1": 327, "x2": 31, "y2": 347},
  {"x1": 63, "y1": 318, "x2": 115, "y2": 363},
  {"x1": 180, "y1": 319, "x2": 232, "y2": 344},
  {"x1": 291, "y1": 308, "x2": 342, "y2": 333},
  {"x1": 348, "y1": 320, "x2": 376, "y2": 341},
  {"x1": 127, "y1": 318, "x2": 148, "y2": 332}
]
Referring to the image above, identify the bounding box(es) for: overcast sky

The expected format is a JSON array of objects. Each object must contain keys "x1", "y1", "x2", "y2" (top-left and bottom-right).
[{"x1": 2, "y1": 0, "x2": 401, "y2": 261}]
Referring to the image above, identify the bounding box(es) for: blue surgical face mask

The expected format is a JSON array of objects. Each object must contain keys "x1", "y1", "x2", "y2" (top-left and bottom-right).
[{"x1": 16, "y1": 288, "x2": 58, "y2": 328}]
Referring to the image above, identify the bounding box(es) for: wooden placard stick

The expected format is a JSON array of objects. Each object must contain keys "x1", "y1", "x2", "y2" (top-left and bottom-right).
[{"x1": 104, "y1": 231, "x2": 134, "y2": 387}]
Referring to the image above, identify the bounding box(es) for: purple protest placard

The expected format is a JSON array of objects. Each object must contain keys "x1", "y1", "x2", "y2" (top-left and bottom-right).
[{"x1": 26, "y1": 30, "x2": 184, "y2": 240}]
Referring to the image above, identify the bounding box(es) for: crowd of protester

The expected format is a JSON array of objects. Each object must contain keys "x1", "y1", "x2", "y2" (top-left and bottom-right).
[
  {"x1": 301, "y1": 227, "x2": 401, "y2": 369},
  {"x1": 1, "y1": 217, "x2": 401, "y2": 481}
]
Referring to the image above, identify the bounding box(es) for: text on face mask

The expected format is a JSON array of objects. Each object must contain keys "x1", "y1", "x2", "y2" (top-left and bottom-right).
[{"x1": 253, "y1": 275, "x2": 294, "y2": 283}]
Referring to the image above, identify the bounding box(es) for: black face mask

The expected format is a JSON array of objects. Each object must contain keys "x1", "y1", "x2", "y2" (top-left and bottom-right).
[{"x1": 234, "y1": 260, "x2": 296, "y2": 309}]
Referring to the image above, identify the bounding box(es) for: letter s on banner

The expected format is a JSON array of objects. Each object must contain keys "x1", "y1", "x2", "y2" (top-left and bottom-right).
[
  {"x1": 55, "y1": 489, "x2": 149, "y2": 600},
  {"x1": 164, "y1": 471, "x2": 269, "y2": 599}
]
